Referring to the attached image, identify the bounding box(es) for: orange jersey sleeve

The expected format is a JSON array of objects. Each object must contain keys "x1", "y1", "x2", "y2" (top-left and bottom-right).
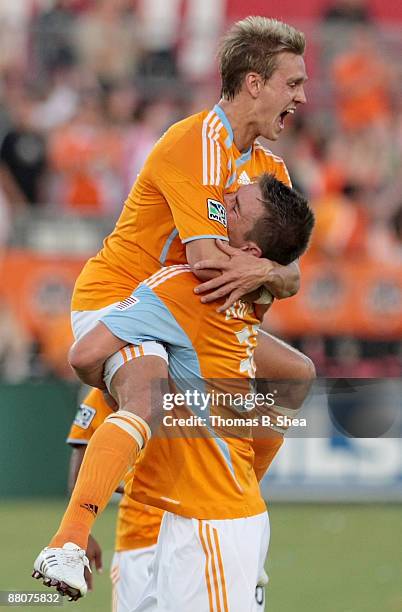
[
  {"x1": 66, "y1": 388, "x2": 113, "y2": 445},
  {"x1": 115, "y1": 466, "x2": 163, "y2": 552},
  {"x1": 151, "y1": 114, "x2": 230, "y2": 244},
  {"x1": 251, "y1": 434, "x2": 284, "y2": 482}
]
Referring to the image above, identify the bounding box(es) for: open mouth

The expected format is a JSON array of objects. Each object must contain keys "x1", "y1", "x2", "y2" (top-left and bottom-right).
[{"x1": 279, "y1": 108, "x2": 295, "y2": 128}]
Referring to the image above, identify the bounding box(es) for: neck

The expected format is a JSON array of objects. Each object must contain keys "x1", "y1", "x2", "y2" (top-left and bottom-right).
[{"x1": 218, "y1": 98, "x2": 257, "y2": 153}]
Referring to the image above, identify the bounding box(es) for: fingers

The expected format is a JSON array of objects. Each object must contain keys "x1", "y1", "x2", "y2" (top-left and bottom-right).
[
  {"x1": 215, "y1": 239, "x2": 239, "y2": 255},
  {"x1": 193, "y1": 241, "x2": 244, "y2": 272},
  {"x1": 194, "y1": 275, "x2": 229, "y2": 295},
  {"x1": 94, "y1": 547, "x2": 103, "y2": 573},
  {"x1": 193, "y1": 259, "x2": 229, "y2": 272},
  {"x1": 216, "y1": 289, "x2": 244, "y2": 312},
  {"x1": 200, "y1": 283, "x2": 238, "y2": 304},
  {"x1": 85, "y1": 544, "x2": 103, "y2": 592},
  {"x1": 84, "y1": 566, "x2": 93, "y2": 592},
  {"x1": 87, "y1": 535, "x2": 103, "y2": 575}
]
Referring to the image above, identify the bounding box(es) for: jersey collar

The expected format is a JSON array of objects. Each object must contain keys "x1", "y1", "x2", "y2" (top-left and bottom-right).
[{"x1": 213, "y1": 104, "x2": 252, "y2": 162}]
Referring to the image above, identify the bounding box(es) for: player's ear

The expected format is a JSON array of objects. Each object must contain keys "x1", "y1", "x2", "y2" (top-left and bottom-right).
[
  {"x1": 244, "y1": 73, "x2": 262, "y2": 99},
  {"x1": 240, "y1": 242, "x2": 262, "y2": 258}
]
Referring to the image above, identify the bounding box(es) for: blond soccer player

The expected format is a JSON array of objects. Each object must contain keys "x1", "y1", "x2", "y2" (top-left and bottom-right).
[
  {"x1": 46, "y1": 15, "x2": 311, "y2": 560},
  {"x1": 34, "y1": 174, "x2": 314, "y2": 610}
]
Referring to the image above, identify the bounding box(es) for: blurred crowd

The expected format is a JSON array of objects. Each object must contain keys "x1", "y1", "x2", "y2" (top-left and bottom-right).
[{"x1": 0, "y1": 0, "x2": 401, "y2": 380}]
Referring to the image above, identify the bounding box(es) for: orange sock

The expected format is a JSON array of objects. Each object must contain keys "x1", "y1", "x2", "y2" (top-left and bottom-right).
[{"x1": 49, "y1": 411, "x2": 150, "y2": 550}]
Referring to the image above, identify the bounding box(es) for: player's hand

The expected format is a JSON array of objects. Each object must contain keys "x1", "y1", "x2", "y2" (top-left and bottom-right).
[
  {"x1": 194, "y1": 240, "x2": 274, "y2": 312},
  {"x1": 263, "y1": 259, "x2": 300, "y2": 299},
  {"x1": 85, "y1": 535, "x2": 103, "y2": 592}
]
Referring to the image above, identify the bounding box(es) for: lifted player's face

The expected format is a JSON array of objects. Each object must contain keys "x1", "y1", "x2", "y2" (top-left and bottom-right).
[
  {"x1": 225, "y1": 183, "x2": 264, "y2": 250},
  {"x1": 255, "y1": 52, "x2": 307, "y2": 141}
]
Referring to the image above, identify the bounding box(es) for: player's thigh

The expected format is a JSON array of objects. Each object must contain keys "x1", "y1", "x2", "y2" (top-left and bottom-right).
[
  {"x1": 255, "y1": 330, "x2": 315, "y2": 380},
  {"x1": 255, "y1": 330, "x2": 315, "y2": 408},
  {"x1": 154, "y1": 511, "x2": 269, "y2": 612},
  {"x1": 108, "y1": 351, "x2": 169, "y2": 425},
  {"x1": 111, "y1": 546, "x2": 156, "y2": 612},
  {"x1": 211, "y1": 513, "x2": 270, "y2": 612}
]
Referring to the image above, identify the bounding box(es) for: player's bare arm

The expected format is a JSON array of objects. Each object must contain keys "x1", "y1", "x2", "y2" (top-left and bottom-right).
[
  {"x1": 186, "y1": 184, "x2": 276, "y2": 285},
  {"x1": 193, "y1": 240, "x2": 300, "y2": 312},
  {"x1": 186, "y1": 236, "x2": 289, "y2": 300},
  {"x1": 188, "y1": 180, "x2": 302, "y2": 309},
  {"x1": 186, "y1": 237, "x2": 230, "y2": 282}
]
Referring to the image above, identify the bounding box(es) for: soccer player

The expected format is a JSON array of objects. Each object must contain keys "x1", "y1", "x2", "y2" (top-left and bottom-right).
[
  {"x1": 33, "y1": 174, "x2": 315, "y2": 609},
  {"x1": 47, "y1": 16, "x2": 311, "y2": 567},
  {"x1": 67, "y1": 389, "x2": 269, "y2": 611}
]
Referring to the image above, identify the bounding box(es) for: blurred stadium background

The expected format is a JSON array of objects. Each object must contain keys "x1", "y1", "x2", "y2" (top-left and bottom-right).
[{"x1": 0, "y1": 0, "x2": 401, "y2": 610}]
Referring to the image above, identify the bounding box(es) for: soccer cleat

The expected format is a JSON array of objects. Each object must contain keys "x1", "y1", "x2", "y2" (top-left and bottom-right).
[
  {"x1": 255, "y1": 570, "x2": 268, "y2": 609},
  {"x1": 32, "y1": 542, "x2": 91, "y2": 601}
]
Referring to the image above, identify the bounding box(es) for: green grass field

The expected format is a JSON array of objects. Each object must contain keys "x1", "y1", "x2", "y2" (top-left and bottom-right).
[{"x1": 0, "y1": 501, "x2": 401, "y2": 612}]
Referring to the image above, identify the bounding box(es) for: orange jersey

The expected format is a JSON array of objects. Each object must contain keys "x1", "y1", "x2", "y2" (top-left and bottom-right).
[
  {"x1": 101, "y1": 266, "x2": 273, "y2": 519},
  {"x1": 67, "y1": 388, "x2": 163, "y2": 551},
  {"x1": 72, "y1": 105, "x2": 291, "y2": 310}
]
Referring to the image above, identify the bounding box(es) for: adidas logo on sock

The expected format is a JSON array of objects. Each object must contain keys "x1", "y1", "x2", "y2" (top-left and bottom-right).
[{"x1": 80, "y1": 503, "x2": 99, "y2": 517}]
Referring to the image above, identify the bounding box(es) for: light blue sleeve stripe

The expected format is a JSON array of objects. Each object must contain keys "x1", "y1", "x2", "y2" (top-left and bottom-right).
[
  {"x1": 235, "y1": 148, "x2": 252, "y2": 166},
  {"x1": 182, "y1": 234, "x2": 229, "y2": 244},
  {"x1": 159, "y1": 228, "x2": 179, "y2": 265},
  {"x1": 225, "y1": 172, "x2": 237, "y2": 188},
  {"x1": 213, "y1": 104, "x2": 233, "y2": 147},
  {"x1": 212, "y1": 437, "x2": 243, "y2": 491}
]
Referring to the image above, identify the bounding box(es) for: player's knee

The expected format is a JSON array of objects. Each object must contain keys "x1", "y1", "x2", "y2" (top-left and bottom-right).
[
  {"x1": 68, "y1": 339, "x2": 103, "y2": 373},
  {"x1": 282, "y1": 347, "x2": 316, "y2": 382},
  {"x1": 298, "y1": 353, "x2": 316, "y2": 382}
]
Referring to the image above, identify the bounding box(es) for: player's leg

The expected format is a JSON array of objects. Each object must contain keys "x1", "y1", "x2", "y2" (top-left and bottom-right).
[
  {"x1": 34, "y1": 345, "x2": 168, "y2": 600},
  {"x1": 33, "y1": 292, "x2": 174, "y2": 598},
  {"x1": 255, "y1": 329, "x2": 315, "y2": 429},
  {"x1": 137, "y1": 511, "x2": 269, "y2": 612},
  {"x1": 253, "y1": 521, "x2": 270, "y2": 612},
  {"x1": 45, "y1": 350, "x2": 167, "y2": 548},
  {"x1": 43, "y1": 302, "x2": 169, "y2": 549},
  {"x1": 111, "y1": 546, "x2": 157, "y2": 612}
]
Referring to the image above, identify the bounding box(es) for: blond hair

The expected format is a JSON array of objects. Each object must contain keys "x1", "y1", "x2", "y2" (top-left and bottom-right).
[{"x1": 218, "y1": 16, "x2": 306, "y2": 100}]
